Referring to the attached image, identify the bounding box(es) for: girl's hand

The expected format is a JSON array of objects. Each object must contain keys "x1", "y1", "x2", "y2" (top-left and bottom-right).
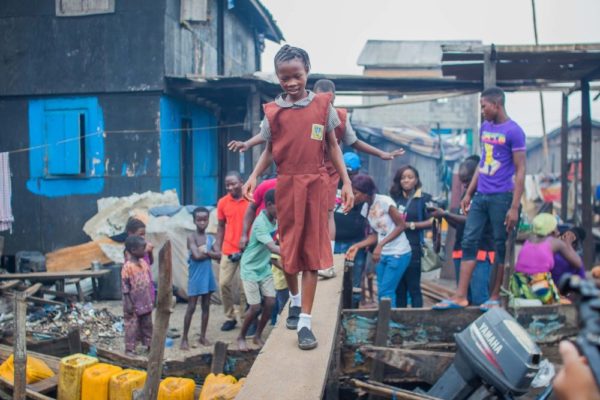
[
  {"x1": 340, "y1": 182, "x2": 355, "y2": 213},
  {"x1": 346, "y1": 244, "x2": 360, "y2": 261},
  {"x1": 243, "y1": 176, "x2": 257, "y2": 202},
  {"x1": 228, "y1": 140, "x2": 248, "y2": 153},
  {"x1": 145, "y1": 242, "x2": 154, "y2": 253},
  {"x1": 372, "y1": 244, "x2": 383, "y2": 264}
]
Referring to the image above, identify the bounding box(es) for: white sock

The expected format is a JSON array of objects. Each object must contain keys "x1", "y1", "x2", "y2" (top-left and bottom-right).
[
  {"x1": 290, "y1": 292, "x2": 301, "y2": 307},
  {"x1": 331, "y1": 241, "x2": 335, "y2": 253},
  {"x1": 297, "y1": 313, "x2": 312, "y2": 331}
]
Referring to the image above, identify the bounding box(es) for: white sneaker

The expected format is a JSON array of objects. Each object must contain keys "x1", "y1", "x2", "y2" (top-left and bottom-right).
[{"x1": 318, "y1": 267, "x2": 336, "y2": 279}]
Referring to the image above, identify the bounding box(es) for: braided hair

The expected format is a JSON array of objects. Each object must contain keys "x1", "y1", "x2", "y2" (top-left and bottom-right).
[{"x1": 274, "y1": 45, "x2": 311, "y2": 72}]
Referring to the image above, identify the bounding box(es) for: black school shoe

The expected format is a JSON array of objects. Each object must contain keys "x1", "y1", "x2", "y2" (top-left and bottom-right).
[
  {"x1": 220, "y1": 319, "x2": 237, "y2": 331},
  {"x1": 297, "y1": 327, "x2": 318, "y2": 350},
  {"x1": 286, "y1": 305, "x2": 301, "y2": 330}
]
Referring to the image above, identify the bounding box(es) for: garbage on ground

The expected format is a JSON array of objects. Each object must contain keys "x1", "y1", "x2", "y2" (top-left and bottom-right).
[{"x1": 12, "y1": 302, "x2": 125, "y2": 347}]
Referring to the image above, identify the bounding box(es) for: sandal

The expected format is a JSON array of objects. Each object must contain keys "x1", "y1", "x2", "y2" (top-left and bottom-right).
[
  {"x1": 432, "y1": 299, "x2": 468, "y2": 310},
  {"x1": 479, "y1": 299, "x2": 500, "y2": 312}
]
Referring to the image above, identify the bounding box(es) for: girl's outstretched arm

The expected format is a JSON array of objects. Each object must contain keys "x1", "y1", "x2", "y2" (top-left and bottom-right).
[
  {"x1": 228, "y1": 134, "x2": 267, "y2": 153},
  {"x1": 243, "y1": 144, "x2": 273, "y2": 201}
]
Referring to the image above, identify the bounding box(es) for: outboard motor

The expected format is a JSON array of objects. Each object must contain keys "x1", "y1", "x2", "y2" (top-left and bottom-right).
[{"x1": 428, "y1": 308, "x2": 541, "y2": 399}]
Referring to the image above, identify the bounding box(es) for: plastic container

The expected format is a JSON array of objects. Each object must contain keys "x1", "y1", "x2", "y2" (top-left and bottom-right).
[
  {"x1": 80, "y1": 363, "x2": 122, "y2": 400},
  {"x1": 98, "y1": 263, "x2": 123, "y2": 300},
  {"x1": 0, "y1": 354, "x2": 55, "y2": 384},
  {"x1": 199, "y1": 373, "x2": 245, "y2": 400},
  {"x1": 108, "y1": 369, "x2": 147, "y2": 400},
  {"x1": 157, "y1": 377, "x2": 195, "y2": 400},
  {"x1": 57, "y1": 353, "x2": 98, "y2": 400}
]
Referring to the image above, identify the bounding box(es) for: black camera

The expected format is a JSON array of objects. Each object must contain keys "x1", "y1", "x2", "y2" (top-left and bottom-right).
[
  {"x1": 228, "y1": 252, "x2": 243, "y2": 262},
  {"x1": 559, "y1": 274, "x2": 600, "y2": 389}
]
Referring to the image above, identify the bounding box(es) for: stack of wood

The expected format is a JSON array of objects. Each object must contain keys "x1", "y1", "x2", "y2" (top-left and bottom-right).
[{"x1": 421, "y1": 279, "x2": 455, "y2": 303}]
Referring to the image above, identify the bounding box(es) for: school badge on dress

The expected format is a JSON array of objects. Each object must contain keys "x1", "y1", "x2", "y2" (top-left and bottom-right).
[{"x1": 310, "y1": 124, "x2": 324, "y2": 141}]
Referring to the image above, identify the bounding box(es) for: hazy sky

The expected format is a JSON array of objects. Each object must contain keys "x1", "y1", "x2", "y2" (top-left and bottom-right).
[{"x1": 260, "y1": 0, "x2": 600, "y2": 137}]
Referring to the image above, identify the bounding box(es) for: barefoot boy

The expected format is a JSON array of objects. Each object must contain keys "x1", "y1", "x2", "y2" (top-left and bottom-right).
[{"x1": 237, "y1": 189, "x2": 278, "y2": 351}]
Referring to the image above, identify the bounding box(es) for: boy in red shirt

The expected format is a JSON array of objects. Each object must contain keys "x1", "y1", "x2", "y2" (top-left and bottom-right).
[{"x1": 215, "y1": 171, "x2": 249, "y2": 331}]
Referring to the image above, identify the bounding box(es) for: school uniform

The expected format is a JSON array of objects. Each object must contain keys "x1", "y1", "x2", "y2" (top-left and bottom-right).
[{"x1": 260, "y1": 91, "x2": 340, "y2": 273}]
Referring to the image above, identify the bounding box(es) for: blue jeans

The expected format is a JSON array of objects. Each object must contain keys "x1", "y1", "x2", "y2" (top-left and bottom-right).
[
  {"x1": 271, "y1": 288, "x2": 290, "y2": 325},
  {"x1": 454, "y1": 258, "x2": 492, "y2": 305},
  {"x1": 335, "y1": 240, "x2": 367, "y2": 307},
  {"x1": 462, "y1": 192, "x2": 513, "y2": 265},
  {"x1": 396, "y1": 248, "x2": 423, "y2": 308},
  {"x1": 376, "y1": 253, "x2": 412, "y2": 305}
]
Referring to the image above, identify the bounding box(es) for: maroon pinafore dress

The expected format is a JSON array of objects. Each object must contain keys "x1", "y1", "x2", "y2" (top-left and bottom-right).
[{"x1": 263, "y1": 93, "x2": 334, "y2": 273}]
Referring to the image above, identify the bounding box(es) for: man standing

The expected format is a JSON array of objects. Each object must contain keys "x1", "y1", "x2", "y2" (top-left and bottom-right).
[
  {"x1": 434, "y1": 87, "x2": 526, "y2": 311},
  {"x1": 216, "y1": 171, "x2": 249, "y2": 330}
]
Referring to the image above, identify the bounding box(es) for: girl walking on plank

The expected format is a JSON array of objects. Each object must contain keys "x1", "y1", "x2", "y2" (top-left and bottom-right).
[{"x1": 243, "y1": 45, "x2": 354, "y2": 350}]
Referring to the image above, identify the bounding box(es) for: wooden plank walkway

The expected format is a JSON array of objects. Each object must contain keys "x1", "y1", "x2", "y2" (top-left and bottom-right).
[{"x1": 237, "y1": 255, "x2": 345, "y2": 400}]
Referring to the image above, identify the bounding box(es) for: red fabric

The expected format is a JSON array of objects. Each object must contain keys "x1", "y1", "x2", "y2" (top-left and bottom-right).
[
  {"x1": 253, "y1": 178, "x2": 277, "y2": 214},
  {"x1": 217, "y1": 193, "x2": 249, "y2": 255},
  {"x1": 264, "y1": 92, "x2": 334, "y2": 273}
]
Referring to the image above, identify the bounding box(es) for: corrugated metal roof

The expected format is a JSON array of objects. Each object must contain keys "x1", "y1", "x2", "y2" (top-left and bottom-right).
[
  {"x1": 357, "y1": 40, "x2": 481, "y2": 68},
  {"x1": 442, "y1": 43, "x2": 600, "y2": 82},
  {"x1": 526, "y1": 117, "x2": 600, "y2": 152}
]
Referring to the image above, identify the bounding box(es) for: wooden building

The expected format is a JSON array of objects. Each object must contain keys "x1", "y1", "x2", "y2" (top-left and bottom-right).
[{"x1": 0, "y1": 0, "x2": 283, "y2": 255}]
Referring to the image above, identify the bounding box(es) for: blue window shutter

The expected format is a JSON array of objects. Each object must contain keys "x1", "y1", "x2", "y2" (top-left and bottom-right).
[{"x1": 44, "y1": 110, "x2": 81, "y2": 175}]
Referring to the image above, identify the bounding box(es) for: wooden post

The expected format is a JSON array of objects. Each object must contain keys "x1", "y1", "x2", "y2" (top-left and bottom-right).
[
  {"x1": 560, "y1": 92, "x2": 570, "y2": 221},
  {"x1": 135, "y1": 241, "x2": 173, "y2": 400},
  {"x1": 67, "y1": 326, "x2": 82, "y2": 354},
  {"x1": 369, "y1": 298, "x2": 391, "y2": 400},
  {"x1": 483, "y1": 46, "x2": 497, "y2": 89},
  {"x1": 13, "y1": 292, "x2": 27, "y2": 400},
  {"x1": 210, "y1": 341, "x2": 228, "y2": 374},
  {"x1": 580, "y1": 80, "x2": 594, "y2": 269},
  {"x1": 501, "y1": 232, "x2": 517, "y2": 308},
  {"x1": 342, "y1": 259, "x2": 354, "y2": 309}
]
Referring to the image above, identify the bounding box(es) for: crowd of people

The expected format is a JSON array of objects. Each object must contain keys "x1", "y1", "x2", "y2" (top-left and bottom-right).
[{"x1": 115, "y1": 43, "x2": 595, "y2": 399}]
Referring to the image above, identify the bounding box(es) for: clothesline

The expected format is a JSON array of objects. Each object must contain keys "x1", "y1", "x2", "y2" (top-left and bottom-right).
[{"x1": 2, "y1": 120, "x2": 261, "y2": 155}]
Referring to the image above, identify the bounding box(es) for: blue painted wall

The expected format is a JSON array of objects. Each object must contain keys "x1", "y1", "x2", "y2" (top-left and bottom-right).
[
  {"x1": 27, "y1": 97, "x2": 105, "y2": 197},
  {"x1": 159, "y1": 96, "x2": 218, "y2": 206}
]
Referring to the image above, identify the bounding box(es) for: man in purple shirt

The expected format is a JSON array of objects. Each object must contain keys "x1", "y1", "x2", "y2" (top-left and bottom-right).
[{"x1": 434, "y1": 87, "x2": 526, "y2": 310}]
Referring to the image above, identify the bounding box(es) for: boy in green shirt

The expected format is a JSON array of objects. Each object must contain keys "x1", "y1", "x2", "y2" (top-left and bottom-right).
[{"x1": 237, "y1": 189, "x2": 279, "y2": 351}]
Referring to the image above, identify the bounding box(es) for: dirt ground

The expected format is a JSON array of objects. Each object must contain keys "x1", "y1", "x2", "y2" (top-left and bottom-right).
[{"x1": 92, "y1": 299, "x2": 274, "y2": 360}]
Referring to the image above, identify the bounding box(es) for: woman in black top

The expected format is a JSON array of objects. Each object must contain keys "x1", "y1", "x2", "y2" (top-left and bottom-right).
[{"x1": 390, "y1": 165, "x2": 432, "y2": 308}]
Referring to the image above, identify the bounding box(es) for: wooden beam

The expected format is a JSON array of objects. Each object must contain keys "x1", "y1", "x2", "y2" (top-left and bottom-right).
[
  {"x1": 136, "y1": 241, "x2": 173, "y2": 400},
  {"x1": 360, "y1": 346, "x2": 454, "y2": 385},
  {"x1": 369, "y1": 298, "x2": 391, "y2": 400},
  {"x1": 560, "y1": 92, "x2": 570, "y2": 221},
  {"x1": 580, "y1": 80, "x2": 594, "y2": 269},
  {"x1": 342, "y1": 304, "x2": 577, "y2": 346},
  {"x1": 23, "y1": 283, "x2": 42, "y2": 297},
  {"x1": 210, "y1": 341, "x2": 228, "y2": 374},
  {"x1": 13, "y1": 292, "x2": 27, "y2": 400},
  {"x1": 351, "y1": 379, "x2": 440, "y2": 400}
]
